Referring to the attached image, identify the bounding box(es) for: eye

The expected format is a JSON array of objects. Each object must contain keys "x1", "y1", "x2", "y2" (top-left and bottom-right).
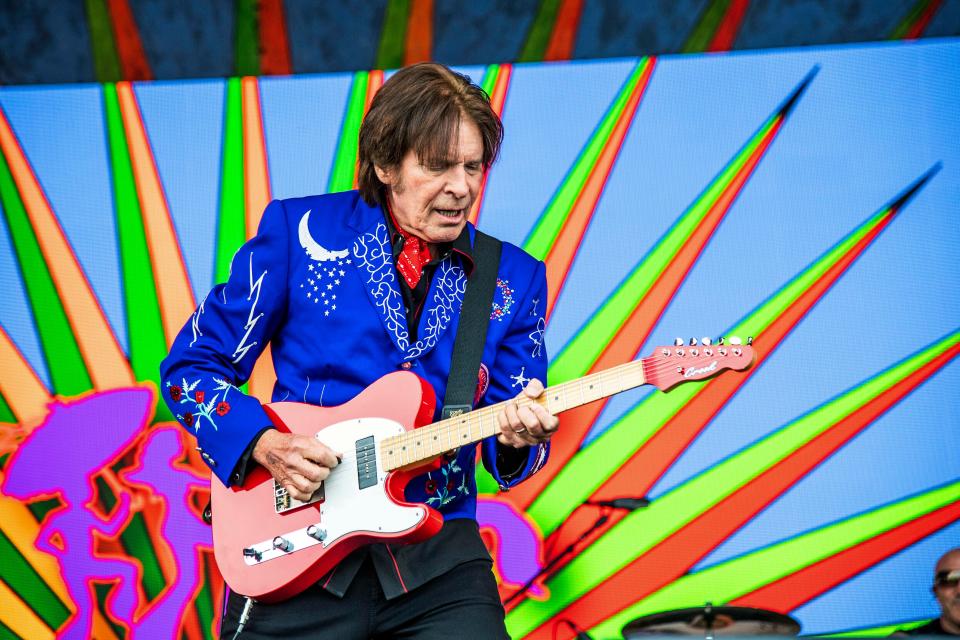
[{"x1": 465, "y1": 162, "x2": 482, "y2": 174}]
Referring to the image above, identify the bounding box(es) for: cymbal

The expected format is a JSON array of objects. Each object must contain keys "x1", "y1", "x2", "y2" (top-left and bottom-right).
[{"x1": 622, "y1": 605, "x2": 801, "y2": 637}]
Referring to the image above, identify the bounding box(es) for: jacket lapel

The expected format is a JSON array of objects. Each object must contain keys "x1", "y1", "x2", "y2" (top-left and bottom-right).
[
  {"x1": 348, "y1": 200, "x2": 411, "y2": 353},
  {"x1": 406, "y1": 254, "x2": 467, "y2": 360}
]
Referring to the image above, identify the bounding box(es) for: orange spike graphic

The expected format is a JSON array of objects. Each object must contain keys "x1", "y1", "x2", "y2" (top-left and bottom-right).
[
  {"x1": 0, "y1": 325, "x2": 50, "y2": 425},
  {"x1": 0, "y1": 109, "x2": 134, "y2": 390},
  {"x1": 116, "y1": 82, "x2": 196, "y2": 348},
  {"x1": 241, "y1": 76, "x2": 277, "y2": 402},
  {"x1": 404, "y1": 0, "x2": 434, "y2": 65},
  {"x1": 470, "y1": 64, "x2": 513, "y2": 227}
]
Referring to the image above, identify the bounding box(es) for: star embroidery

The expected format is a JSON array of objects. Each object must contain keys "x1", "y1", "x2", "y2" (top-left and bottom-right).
[
  {"x1": 324, "y1": 310, "x2": 330, "y2": 316},
  {"x1": 334, "y1": 279, "x2": 340, "y2": 285},
  {"x1": 510, "y1": 367, "x2": 530, "y2": 389},
  {"x1": 327, "y1": 284, "x2": 333, "y2": 290},
  {"x1": 308, "y1": 264, "x2": 314, "y2": 271},
  {"x1": 338, "y1": 270, "x2": 345, "y2": 276}
]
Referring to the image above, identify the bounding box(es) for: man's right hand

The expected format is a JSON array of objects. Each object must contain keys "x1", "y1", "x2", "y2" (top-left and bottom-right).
[{"x1": 252, "y1": 429, "x2": 341, "y2": 501}]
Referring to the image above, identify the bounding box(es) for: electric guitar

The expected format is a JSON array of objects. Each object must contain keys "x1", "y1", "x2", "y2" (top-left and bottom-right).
[{"x1": 211, "y1": 338, "x2": 755, "y2": 601}]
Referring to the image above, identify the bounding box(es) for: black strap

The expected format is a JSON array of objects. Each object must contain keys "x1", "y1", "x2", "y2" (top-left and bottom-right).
[{"x1": 441, "y1": 230, "x2": 501, "y2": 419}]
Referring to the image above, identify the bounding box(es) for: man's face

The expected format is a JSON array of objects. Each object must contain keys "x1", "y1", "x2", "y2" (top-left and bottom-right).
[
  {"x1": 934, "y1": 551, "x2": 960, "y2": 633},
  {"x1": 376, "y1": 117, "x2": 484, "y2": 244}
]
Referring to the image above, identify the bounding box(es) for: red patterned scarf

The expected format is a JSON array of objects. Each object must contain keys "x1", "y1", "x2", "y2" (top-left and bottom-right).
[{"x1": 387, "y1": 206, "x2": 432, "y2": 289}]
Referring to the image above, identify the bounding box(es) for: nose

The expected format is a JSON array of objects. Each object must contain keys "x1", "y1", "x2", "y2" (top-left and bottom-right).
[{"x1": 445, "y1": 165, "x2": 469, "y2": 199}]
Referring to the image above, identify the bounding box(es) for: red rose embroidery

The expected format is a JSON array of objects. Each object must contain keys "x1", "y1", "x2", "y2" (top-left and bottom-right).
[
  {"x1": 216, "y1": 401, "x2": 231, "y2": 416},
  {"x1": 474, "y1": 364, "x2": 490, "y2": 406},
  {"x1": 182, "y1": 413, "x2": 194, "y2": 427},
  {"x1": 425, "y1": 480, "x2": 437, "y2": 494},
  {"x1": 195, "y1": 390, "x2": 205, "y2": 404},
  {"x1": 169, "y1": 385, "x2": 182, "y2": 402}
]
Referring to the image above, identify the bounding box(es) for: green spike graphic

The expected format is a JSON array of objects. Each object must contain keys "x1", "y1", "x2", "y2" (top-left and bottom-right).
[
  {"x1": 328, "y1": 72, "x2": 371, "y2": 193},
  {"x1": 0, "y1": 528, "x2": 71, "y2": 630},
  {"x1": 890, "y1": 0, "x2": 935, "y2": 39},
  {"x1": 84, "y1": 0, "x2": 123, "y2": 83},
  {"x1": 523, "y1": 58, "x2": 649, "y2": 261},
  {"x1": 547, "y1": 116, "x2": 775, "y2": 385},
  {"x1": 507, "y1": 332, "x2": 959, "y2": 636},
  {"x1": 216, "y1": 78, "x2": 247, "y2": 284},
  {"x1": 377, "y1": 0, "x2": 410, "y2": 70},
  {"x1": 0, "y1": 131, "x2": 92, "y2": 396},
  {"x1": 234, "y1": 0, "x2": 260, "y2": 76},
  {"x1": 590, "y1": 481, "x2": 960, "y2": 638},
  {"x1": 683, "y1": 0, "x2": 732, "y2": 53},
  {"x1": 102, "y1": 83, "x2": 168, "y2": 394},
  {"x1": 519, "y1": 0, "x2": 562, "y2": 63}
]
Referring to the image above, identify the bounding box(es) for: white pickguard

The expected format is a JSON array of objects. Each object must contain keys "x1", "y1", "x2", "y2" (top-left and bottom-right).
[
  {"x1": 245, "y1": 417, "x2": 426, "y2": 564},
  {"x1": 316, "y1": 417, "x2": 425, "y2": 541}
]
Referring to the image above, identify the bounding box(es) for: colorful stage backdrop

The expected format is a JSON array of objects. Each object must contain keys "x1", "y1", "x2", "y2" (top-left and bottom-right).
[{"x1": 1, "y1": 37, "x2": 958, "y2": 640}]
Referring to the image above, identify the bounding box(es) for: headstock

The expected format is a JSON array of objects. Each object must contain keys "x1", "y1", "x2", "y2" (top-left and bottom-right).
[{"x1": 643, "y1": 336, "x2": 755, "y2": 391}]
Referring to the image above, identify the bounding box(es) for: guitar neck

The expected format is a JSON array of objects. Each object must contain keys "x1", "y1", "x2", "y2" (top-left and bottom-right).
[{"x1": 380, "y1": 359, "x2": 648, "y2": 471}]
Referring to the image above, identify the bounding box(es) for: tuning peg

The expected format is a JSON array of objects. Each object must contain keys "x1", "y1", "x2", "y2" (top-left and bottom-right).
[
  {"x1": 729, "y1": 336, "x2": 742, "y2": 345},
  {"x1": 689, "y1": 338, "x2": 698, "y2": 346},
  {"x1": 674, "y1": 337, "x2": 684, "y2": 346},
  {"x1": 747, "y1": 336, "x2": 754, "y2": 345},
  {"x1": 701, "y1": 337, "x2": 712, "y2": 346}
]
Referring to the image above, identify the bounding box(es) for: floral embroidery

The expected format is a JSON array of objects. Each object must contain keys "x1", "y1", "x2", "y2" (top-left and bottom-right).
[
  {"x1": 490, "y1": 278, "x2": 515, "y2": 321},
  {"x1": 406, "y1": 261, "x2": 467, "y2": 360},
  {"x1": 216, "y1": 401, "x2": 231, "y2": 416},
  {"x1": 529, "y1": 316, "x2": 546, "y2": 359},
  {"x1": 425, "y1": 457, "x2": 469, "y2": 507},
  {"x1": 353, "y1": 223, "x2": 410, "y2": 351},
  {"x1": 166, "y1": 378, "x2": 222, "y2": 432}
]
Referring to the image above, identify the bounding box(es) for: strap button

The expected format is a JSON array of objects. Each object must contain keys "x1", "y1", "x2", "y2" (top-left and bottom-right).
[{"x1": 400, "y1": 361, "x2": 413, "y2": 370}]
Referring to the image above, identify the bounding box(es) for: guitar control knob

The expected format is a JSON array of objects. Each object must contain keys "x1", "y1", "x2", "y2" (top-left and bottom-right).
[
  {"x1": 674, "y1": 337, "x2": 684, "y2": 346},
  {"x1": 729, "y1": 336, "x2": 742, "y2": 345},
  {"x1": 306, "y1": 525, "x2": 327, "y2": 541},
  {"x1": 273, "y1": 536, "x2": 293, "y2": 552},
  {"x1": 689, "y1": 338, "x2": 698, "y2": 346},
  {"x1": 702, "y1": 337, "x2": 712, "y2": 346}
]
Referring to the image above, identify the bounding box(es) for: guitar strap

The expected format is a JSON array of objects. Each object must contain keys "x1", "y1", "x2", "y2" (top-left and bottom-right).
[{"x1": 441, "y1": 230, "x2": 502, "y2": 420}]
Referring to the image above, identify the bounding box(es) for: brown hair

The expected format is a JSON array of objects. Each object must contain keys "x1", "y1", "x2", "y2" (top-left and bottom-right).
[{"x1": 357, "y1": 62, "x2": 503, "y2": 206}]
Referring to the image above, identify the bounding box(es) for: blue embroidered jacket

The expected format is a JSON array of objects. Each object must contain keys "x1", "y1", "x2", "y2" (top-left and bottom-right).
[{"x1": 160, "y1": 191, "x2": 549, "y2": 522}]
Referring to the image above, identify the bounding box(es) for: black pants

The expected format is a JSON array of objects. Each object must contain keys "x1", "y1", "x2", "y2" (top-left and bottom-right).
[{"x1": 220, "y1": 558, "x2": 509, "y2": 639}]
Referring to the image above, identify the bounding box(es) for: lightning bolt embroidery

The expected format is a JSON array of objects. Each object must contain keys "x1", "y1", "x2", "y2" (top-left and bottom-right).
[{"x1": 232, "y1": 252, "x2": 267, "y2": 363}]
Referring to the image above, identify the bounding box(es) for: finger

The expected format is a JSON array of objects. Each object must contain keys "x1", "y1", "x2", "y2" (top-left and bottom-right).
[
  {"x1": 497, "y1": 407, "x2": 526, "y2": 448},
  {"x1": 527, "y1": 402, "x2": 560, "y2": 434},
  {"x1": 514, "y1": 406, "x2": 543, "y2": 445},
  {"x1": 522, "y1": 378, "x2": 545, "y2": 399},
  {"x1": 301, "y1": 440, "x2": 342, "y2": 469},
  {"x1": 287, "y1": 472, "x2": 321, "y2": 500}
]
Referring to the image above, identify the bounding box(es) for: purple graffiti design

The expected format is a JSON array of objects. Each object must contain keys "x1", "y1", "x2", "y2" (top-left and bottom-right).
[
  {"x1": 121, "y1": 425, "x2": 213, "y2": 637},
  {"x1": 3, "y1": 388, "x2": 153, "y2": 639},
  {"x1": 476, "y1": 496, "x2": 547, "y2": 597}
]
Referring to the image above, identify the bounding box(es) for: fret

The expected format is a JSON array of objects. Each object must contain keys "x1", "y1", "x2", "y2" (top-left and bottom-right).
[{"x1": 379, "y1": 359, "x2": 654, "y2": 471}]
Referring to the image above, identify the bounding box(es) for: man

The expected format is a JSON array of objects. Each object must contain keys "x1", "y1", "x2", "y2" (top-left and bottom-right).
[
  {"x1": 905, "y1": 548, "x2": 960, "y2": 635},
  {"x1": 160, "y1": 62, "x2": 558, "y2": 639}
]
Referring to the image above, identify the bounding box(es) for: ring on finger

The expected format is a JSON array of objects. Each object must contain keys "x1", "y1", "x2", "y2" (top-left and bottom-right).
[{"x1": 514, "y1": 427, "x2": 527, "y2": 434}]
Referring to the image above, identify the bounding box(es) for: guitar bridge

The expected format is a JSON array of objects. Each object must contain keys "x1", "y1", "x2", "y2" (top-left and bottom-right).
[{"x1": 275, "y1": 481, "x2": 325, "y2": 514}]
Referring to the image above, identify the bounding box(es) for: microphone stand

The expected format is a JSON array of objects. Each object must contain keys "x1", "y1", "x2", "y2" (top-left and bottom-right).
[{"x1": 503, "y1": 497, "x2": 649, "y2": 607}]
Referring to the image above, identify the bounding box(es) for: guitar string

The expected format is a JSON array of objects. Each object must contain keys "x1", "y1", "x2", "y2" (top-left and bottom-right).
[
  {"x1": 278, "y1": 353, "x2": 750, "y2": 475},
  {"x1": 380, "y1": 351, "x2": 750, "y2": 467}
]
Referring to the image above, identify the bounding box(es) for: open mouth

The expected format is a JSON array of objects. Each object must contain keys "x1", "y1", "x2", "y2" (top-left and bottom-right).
[{"x1": 434, "y1": 208, "x2": 465, "y2": 220}]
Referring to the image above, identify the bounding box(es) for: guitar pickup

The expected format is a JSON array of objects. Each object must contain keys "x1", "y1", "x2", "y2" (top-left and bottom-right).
[{"x1": 355, "y1": 436, "x2": 378, "y2": 490}]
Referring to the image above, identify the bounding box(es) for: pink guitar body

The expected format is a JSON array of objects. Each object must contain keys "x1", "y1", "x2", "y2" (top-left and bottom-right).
[{"x1": 211, "y1": 372, "x2": 444, "y2": 602}]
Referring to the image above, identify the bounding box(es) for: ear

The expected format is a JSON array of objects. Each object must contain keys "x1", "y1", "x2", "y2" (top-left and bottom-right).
[{"x1": 374, "y1": 164, "x2": 394, "y2": 186}]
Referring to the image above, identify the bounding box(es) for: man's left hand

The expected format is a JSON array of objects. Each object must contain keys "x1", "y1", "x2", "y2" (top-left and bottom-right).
[{"x1": 496, "y1": 378, "x2": 559, "y2": 448}]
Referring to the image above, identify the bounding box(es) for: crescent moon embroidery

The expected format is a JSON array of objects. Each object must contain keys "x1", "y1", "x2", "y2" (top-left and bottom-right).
[{"x1": 299, "y1": 210, "x2": 349, "y2": 262}]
